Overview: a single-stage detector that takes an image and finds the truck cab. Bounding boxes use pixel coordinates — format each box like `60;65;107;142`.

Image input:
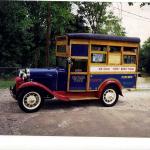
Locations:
10;33;140;113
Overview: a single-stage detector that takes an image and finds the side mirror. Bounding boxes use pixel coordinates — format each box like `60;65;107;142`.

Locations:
67;57;73;65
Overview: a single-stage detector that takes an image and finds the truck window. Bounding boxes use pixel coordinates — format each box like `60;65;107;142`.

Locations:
71;59;87;72
91;45;107;51
124;55;136;64
91;53;106;63
57;45;66;53
110;46;121;52
71;44;88;56
56;57;67;68
124;47;137;53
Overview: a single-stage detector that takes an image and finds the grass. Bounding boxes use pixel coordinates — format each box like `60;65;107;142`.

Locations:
0;80;15;89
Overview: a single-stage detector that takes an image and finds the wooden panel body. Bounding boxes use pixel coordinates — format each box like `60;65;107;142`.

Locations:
56;36;140;92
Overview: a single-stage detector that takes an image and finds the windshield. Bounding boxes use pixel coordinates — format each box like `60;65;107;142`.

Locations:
56;57;67;68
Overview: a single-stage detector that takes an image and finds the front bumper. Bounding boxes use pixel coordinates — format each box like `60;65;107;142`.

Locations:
10;84;16;99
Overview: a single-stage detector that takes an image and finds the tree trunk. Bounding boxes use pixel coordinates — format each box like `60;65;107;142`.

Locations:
45;1;51;67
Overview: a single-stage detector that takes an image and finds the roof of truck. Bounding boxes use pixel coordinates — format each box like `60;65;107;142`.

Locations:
57;33;140;43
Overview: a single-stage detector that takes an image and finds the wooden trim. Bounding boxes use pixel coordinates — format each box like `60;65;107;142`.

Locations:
86;40;91;91
121;46;123;65
90;63;108;66
123;52;136;55
68;90;87;92
67;43;71;91
122;64;136;67
56;41;67;45
56;52;67;57
71;56;88;59
70;72;87;75
90;72;137;74
135;44;140;88
91;40;139;47
106;46;109;65
91;51;107;54
70;39;90;44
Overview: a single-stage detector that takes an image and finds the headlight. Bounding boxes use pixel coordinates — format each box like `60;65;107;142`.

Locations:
19;70;24;78
26;68;30;77
19;68;30;80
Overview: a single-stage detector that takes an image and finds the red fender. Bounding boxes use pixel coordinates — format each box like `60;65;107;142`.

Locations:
16;81;69;101
97;78;123;97
17;81;54;95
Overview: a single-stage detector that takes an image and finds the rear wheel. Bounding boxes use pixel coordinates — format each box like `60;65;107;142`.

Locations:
101;86;118;107
18;89;43;113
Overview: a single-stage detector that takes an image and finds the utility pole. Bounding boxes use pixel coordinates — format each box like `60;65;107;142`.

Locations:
45;1;51;67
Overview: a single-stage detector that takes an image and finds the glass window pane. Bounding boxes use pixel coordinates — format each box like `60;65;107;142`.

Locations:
91;53;106;63
71;59;87;72
124;47;137;53
124;55;136;64
57;45;66;52
56;57;67;68
91;45;107;51
71;44;88;56
110;46;121;52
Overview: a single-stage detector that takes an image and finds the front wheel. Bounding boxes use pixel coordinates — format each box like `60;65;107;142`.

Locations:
101;86;119;107
18;89;43;113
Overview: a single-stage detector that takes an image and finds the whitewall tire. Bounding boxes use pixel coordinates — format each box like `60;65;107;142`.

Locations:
101;86;118;107
18;89;43;113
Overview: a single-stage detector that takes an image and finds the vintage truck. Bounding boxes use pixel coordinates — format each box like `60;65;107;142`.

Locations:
10;33;140;113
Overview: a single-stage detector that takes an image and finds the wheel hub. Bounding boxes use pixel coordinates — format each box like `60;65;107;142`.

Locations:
26;95;37;105
103;89;117;104
105;92;115;101
23;91;41;110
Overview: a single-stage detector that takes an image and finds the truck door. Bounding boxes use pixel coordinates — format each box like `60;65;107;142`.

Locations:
68;43;89;91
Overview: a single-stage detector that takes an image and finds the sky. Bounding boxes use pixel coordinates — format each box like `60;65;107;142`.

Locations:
72;2;150;45
112;3;150;45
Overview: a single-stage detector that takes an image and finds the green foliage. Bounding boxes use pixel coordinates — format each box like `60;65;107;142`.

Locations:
0;1;126;73
76;2;126;36
0;80;15;89
0;1;34;68
140;38;150;73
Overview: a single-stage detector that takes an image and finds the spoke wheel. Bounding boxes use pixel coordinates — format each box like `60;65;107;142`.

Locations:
18;89;43;113
23;92;41;110
101;86;118;107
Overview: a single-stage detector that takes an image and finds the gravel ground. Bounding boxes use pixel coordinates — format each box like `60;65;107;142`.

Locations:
0;85;150;137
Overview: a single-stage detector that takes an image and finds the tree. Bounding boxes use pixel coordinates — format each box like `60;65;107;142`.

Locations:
76;2;126;36
128;2;150;7
140;38;150;73
67;15;90;33
0;1;34;68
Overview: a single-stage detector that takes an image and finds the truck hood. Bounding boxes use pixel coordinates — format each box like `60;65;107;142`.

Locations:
29;67;66;90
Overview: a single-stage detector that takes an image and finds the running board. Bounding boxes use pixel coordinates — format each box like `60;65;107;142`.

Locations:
69;96;99;101
52;91;99;101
